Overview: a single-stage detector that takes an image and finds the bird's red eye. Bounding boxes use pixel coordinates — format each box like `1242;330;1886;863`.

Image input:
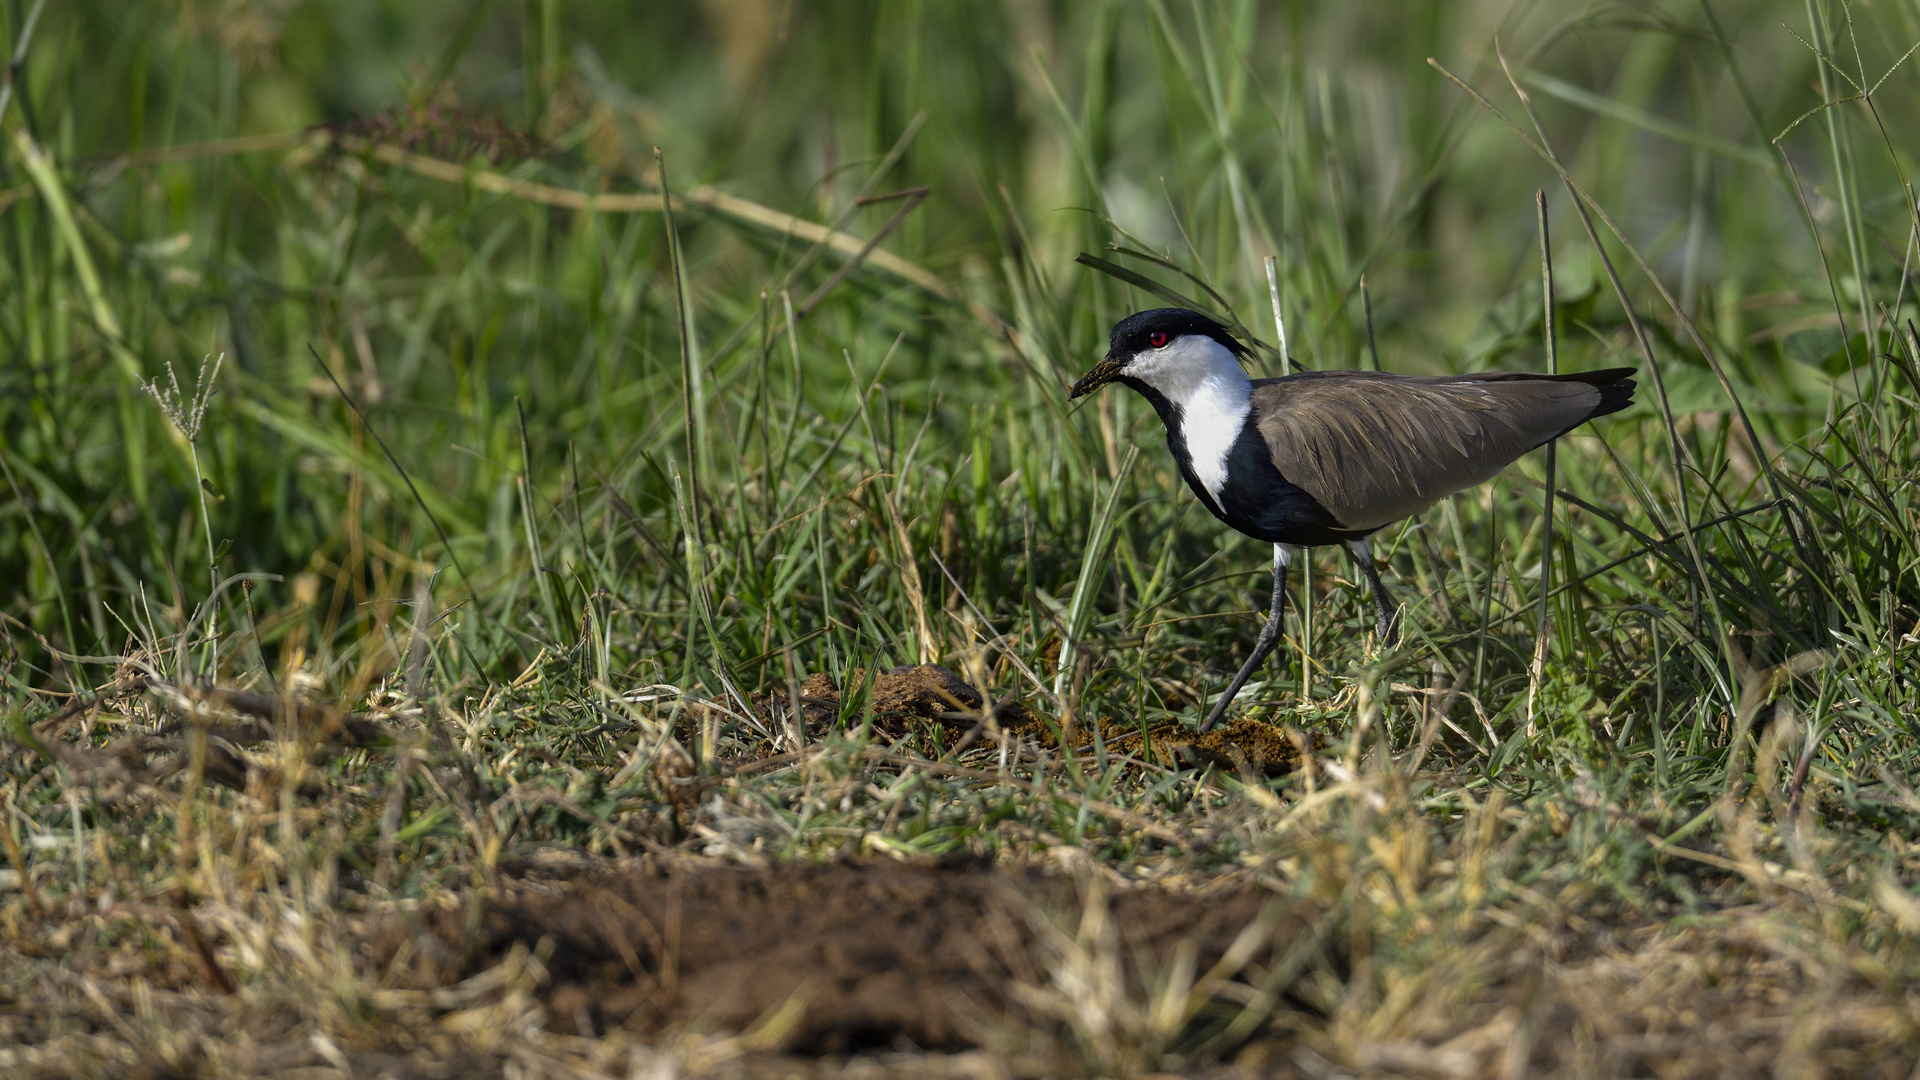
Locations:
1149;331;1169;348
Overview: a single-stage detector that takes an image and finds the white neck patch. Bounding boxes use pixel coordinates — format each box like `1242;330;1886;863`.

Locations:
1125;334;1252;506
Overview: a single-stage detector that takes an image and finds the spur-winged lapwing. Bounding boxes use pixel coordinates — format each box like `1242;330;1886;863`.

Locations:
1068;307;1635;732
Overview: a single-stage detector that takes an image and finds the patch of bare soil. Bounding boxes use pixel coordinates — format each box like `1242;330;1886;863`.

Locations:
380;856;1301;1056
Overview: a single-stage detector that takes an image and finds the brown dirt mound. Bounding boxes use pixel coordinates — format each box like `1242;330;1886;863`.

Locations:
378;857;1305;1055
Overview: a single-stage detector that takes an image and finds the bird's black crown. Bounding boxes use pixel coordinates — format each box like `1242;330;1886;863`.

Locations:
1107;307;1251;361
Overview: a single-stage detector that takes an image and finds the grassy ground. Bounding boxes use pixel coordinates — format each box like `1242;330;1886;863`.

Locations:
3;0;1920;1075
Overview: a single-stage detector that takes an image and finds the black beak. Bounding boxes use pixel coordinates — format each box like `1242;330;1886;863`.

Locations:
1067;355;1123;400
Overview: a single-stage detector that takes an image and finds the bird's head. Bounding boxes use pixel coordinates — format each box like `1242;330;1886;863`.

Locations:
1067;308;1252;400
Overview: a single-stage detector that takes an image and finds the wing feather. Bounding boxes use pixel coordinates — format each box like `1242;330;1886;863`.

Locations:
1252;372;1607;530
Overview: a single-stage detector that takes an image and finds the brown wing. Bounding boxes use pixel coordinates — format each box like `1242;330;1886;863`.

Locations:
1251;370;1620;531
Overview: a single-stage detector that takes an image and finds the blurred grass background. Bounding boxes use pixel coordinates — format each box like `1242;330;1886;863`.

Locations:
2;0;1920;1072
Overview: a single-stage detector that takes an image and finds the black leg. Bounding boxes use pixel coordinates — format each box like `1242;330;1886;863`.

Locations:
1200;545;1292;732
1347;539;1399;647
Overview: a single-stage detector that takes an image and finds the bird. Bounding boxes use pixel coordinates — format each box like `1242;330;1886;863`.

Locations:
1068;307;1635;732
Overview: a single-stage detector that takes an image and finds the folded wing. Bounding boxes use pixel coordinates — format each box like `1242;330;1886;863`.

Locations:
1251;369;1634;531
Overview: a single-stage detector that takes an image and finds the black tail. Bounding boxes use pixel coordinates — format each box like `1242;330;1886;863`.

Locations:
1560;366;1637;421
1484;366;1636;445
1478;365;1637;423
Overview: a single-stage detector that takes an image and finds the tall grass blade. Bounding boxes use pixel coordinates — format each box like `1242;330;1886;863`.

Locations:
1526;190;1557;733
1055;445;1140;701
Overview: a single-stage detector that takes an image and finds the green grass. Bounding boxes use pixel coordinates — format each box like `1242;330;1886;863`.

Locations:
4;0;1920;1074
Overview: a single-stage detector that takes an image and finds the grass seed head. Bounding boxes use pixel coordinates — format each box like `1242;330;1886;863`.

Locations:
141;352;224;443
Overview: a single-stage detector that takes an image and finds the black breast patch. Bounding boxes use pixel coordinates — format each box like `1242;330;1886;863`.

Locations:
1118;376;1371;547
1209;420;1369;546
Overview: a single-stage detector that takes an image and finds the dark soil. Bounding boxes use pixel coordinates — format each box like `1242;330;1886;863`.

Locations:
379;856;1306;1055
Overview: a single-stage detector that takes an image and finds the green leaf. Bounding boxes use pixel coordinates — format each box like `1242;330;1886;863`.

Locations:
1783;329;1865;376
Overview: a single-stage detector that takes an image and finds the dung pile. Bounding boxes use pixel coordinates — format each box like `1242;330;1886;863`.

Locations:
751;663;1029;740
749;663;1306;774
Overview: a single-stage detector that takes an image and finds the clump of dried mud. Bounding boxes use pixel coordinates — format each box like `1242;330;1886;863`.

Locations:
379;856;1300;1055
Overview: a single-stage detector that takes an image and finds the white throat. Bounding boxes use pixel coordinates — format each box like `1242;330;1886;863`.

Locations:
1128;335;1252;506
